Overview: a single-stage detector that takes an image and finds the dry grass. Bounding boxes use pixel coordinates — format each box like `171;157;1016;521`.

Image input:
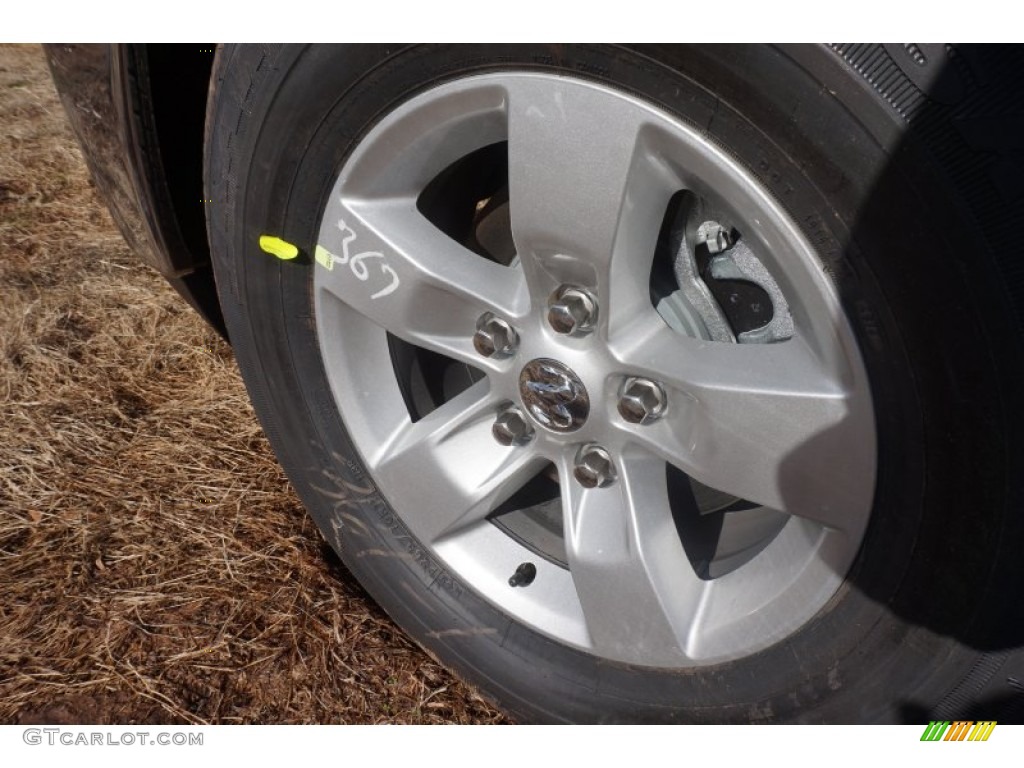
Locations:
0;43;506;724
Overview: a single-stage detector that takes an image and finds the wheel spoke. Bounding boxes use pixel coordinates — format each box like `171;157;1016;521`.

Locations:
613;317;872;531
369;381;544;545
559;448;707;663
335;78;509;199
317;196;528;368
504;78;671;324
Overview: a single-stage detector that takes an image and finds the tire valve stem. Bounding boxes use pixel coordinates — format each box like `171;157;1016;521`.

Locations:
508;562;537;588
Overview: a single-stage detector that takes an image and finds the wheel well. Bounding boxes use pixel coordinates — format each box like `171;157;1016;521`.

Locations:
139;44;226;338
145;45;213;264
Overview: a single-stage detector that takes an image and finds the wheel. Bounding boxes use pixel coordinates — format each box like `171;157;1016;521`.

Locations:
205;44;1024;723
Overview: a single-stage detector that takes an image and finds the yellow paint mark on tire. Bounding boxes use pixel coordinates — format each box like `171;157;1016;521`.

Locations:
259;235;299;261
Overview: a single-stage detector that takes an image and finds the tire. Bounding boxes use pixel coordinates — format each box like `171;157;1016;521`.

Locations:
205;44;1024;723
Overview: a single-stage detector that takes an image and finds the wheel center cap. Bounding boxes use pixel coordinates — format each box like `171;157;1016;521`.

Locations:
519;358;589;432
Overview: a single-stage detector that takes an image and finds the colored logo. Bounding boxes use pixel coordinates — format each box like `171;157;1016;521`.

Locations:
920;721;997;741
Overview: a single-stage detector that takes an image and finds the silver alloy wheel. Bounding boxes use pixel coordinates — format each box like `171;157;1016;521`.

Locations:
312;73;876;667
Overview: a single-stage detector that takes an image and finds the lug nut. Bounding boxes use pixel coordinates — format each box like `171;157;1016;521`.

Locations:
492;406;534;446
547;286;597;336
574;444;617;488
618;377;667;425
473;313;518;359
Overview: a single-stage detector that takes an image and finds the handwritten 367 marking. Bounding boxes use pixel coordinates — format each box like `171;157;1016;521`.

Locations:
316;216;400;300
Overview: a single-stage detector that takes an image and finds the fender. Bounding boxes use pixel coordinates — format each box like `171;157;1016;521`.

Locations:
44;43;225;336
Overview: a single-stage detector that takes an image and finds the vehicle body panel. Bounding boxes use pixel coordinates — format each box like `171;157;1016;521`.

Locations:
44;43;225;336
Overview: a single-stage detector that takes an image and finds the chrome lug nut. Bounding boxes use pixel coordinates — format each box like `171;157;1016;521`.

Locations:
618;377;667;425
548;286;597;336
492;406;534;446
574;444;617;488
473;313;518;358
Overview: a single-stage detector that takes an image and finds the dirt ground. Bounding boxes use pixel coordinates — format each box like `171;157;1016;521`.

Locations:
0;44;506;724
